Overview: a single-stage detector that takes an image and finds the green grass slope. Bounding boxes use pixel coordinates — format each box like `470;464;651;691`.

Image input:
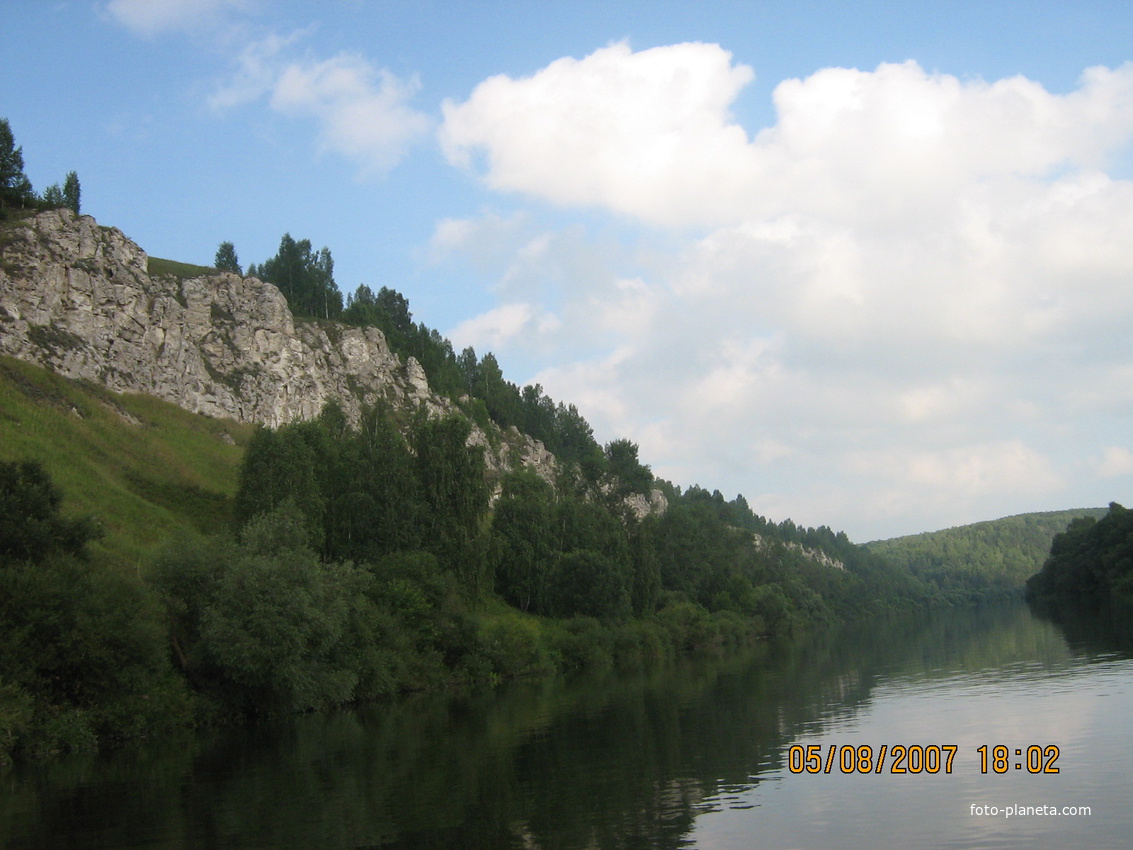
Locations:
0;356;252;566
867;509;1109;601
146;256;217;279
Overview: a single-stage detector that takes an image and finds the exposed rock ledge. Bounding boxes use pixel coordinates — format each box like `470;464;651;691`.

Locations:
0;209;552;480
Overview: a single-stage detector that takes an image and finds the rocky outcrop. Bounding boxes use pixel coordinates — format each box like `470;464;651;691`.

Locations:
0;209;555;480
751;533;845;570
625;489;670;520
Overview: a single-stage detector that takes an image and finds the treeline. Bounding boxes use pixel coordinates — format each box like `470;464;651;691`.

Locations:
1026;503;1133;605
0;402;930;761
0;118;80;217
867;509;1108;603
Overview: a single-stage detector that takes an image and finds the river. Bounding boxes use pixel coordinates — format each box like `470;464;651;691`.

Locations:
3;601;1130;848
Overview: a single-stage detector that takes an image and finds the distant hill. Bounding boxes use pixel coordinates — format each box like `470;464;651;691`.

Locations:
866;509;1109;602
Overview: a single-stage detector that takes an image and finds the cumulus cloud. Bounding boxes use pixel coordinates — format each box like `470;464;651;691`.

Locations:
441;46;1133;229
440;41;758;228
437;44;1133;538
270;53;431;176
210;35;430;176
106;0;251;37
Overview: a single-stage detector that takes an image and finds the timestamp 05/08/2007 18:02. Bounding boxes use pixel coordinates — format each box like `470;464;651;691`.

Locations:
786;744;1062;776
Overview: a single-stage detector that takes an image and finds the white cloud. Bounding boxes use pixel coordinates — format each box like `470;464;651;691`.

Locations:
270;53;431;176
449;303;561;352
437;44;1133;538
210;35;430;176
441;48;1133;229
207;30;304;110
106;0;251;37
1098;447;1133;478
440;41;758;228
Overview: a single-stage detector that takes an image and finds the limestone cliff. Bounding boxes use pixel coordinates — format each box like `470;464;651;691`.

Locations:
0;209;554;479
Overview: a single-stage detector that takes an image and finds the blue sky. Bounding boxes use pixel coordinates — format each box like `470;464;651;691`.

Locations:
4;1;1133;541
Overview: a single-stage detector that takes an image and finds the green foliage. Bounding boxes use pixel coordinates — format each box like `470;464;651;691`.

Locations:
628;520;661;615
2;120;79;216
38;172;80;215
869;508;1109;601
545;550;631;620
1026;503;1133;604
63;171;80;215
252;233;342;320
233;423;326;551
0;459;101;563
339;283;604;468
492;470;557;612
602;438;653;499
480;616;555;678
40;182;65;208
214;240;241;274
152;506;370;714
0;118;34;213
0;465;192;762
412;412;490;594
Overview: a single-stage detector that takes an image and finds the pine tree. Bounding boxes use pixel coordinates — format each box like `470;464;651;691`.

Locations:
0;118;34;212
62;171;80;215
214;241;242;274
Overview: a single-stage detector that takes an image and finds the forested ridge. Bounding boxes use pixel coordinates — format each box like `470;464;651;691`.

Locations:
866;509;1109;603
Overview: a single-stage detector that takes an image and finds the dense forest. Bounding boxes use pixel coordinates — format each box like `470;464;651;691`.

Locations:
1026;503;1133;605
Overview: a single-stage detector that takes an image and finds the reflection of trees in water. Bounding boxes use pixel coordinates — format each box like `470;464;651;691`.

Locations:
1028;595;1133;658
5;601;1076;849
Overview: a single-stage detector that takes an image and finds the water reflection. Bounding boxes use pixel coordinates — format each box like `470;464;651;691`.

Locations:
3;601;1130;849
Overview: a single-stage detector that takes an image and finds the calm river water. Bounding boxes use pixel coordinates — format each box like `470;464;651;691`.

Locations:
3;601;1131;849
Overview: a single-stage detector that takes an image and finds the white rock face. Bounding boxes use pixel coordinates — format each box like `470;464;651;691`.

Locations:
0;209;554;480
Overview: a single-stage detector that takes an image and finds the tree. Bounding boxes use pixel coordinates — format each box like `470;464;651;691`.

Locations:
545;550;631;620
603;438;653;499
232;424;325;551
39;172;79;215
151;506;368;715
492;470;557;612
62;171;80;215
40;183;65;209
214;241;242;275
0;118;33;212
457;346;478;396
0;462;188;757
413;413;490;596
1026;504;1133;603
0;460;100;565
257;233;343;320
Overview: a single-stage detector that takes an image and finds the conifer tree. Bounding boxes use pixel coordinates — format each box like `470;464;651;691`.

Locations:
0;118;33;212
214;241;242;274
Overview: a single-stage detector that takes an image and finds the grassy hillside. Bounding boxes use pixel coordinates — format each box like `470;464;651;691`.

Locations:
146;256;217;279
867;509;1109;601
0;355;252;566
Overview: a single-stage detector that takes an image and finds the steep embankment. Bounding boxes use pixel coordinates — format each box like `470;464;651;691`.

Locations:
0;208;554;478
